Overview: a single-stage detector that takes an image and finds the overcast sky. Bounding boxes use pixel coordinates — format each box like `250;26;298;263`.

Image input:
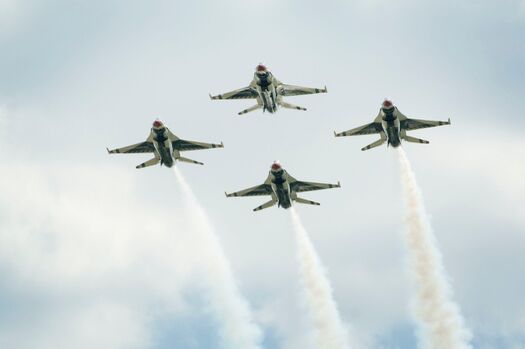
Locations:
0;1;524;348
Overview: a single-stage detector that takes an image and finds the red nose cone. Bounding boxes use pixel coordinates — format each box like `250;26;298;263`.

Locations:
256;64;267;72
382;100;394;109
153;120;163;128
271;162;281;172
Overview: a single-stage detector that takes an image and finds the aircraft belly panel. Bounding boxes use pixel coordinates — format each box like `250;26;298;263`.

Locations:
157;143;174;167
277;189;292;208
261;91;276;113
272;180;291;208
383;120;401;147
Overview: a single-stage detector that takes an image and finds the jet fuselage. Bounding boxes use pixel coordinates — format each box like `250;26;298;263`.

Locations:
253;72;279;113
151;127;174;167
269;169;293;209
381;108;402;148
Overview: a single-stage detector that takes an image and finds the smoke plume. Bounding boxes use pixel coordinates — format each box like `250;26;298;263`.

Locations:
290;207;350;349
173;167;263;349
398;148;472;349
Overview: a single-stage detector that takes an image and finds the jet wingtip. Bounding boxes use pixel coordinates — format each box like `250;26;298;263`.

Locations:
337;181;341;188
324;85;328;93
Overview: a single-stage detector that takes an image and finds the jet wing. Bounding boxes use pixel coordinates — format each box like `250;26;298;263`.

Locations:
334;122;383;137
172;139;224;152
225;183;273;197
401;118;451;131
279;84;327;96
107;141;155;154
290;180;341;193
210;87;258;100
335;112;383;137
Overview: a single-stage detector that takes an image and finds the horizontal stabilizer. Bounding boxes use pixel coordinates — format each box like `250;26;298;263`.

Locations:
238;104;262;115
362;138;386;151
279;101;307;111
402;135;430;144
136;157;160;169
294;197;321;206
177;157;204;165
253;199;277;212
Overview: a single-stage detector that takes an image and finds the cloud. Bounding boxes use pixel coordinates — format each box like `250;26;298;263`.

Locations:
0;105;7;137
0;0;29;36
0;302;151;349
0;158;206;348
520;0;525;14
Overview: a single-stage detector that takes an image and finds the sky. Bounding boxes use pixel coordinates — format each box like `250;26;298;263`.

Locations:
0;0;524;348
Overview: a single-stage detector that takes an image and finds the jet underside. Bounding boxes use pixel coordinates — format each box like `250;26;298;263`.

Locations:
210;64;327;116
383;119;401;148
334;100;451;151
272;174;292;208
258;87;278;113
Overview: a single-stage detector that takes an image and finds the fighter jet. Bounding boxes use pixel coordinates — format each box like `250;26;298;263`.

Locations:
107;120;224;169
334;99;451;151
225;161;340;211
210;64;327;115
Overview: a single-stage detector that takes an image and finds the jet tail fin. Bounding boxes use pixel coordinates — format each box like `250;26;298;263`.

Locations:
253;199;277;212
279;101;307;111
238;104;262;115
402;135;430;144
176;156;204;165
294;197;321;206
361;138;387;151
136;157;160;169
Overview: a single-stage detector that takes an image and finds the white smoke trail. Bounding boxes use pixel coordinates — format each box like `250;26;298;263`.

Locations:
290;207;350;349
173;167;263;349
398;148;472;349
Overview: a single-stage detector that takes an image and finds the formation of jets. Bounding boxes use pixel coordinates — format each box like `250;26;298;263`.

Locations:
107;64;451;211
